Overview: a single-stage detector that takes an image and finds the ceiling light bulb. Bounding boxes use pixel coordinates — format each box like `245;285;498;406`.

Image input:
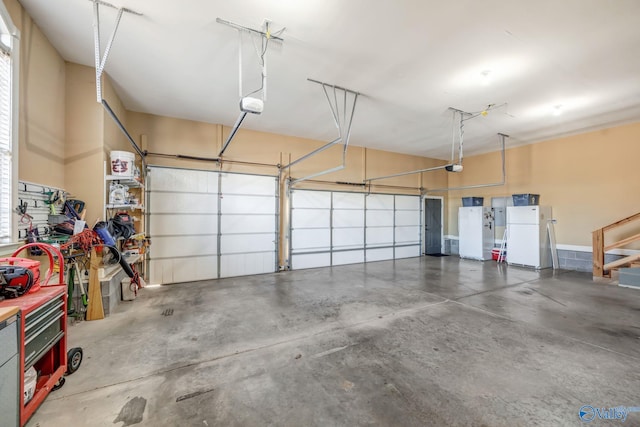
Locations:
481;70;491;85
552;104;563;116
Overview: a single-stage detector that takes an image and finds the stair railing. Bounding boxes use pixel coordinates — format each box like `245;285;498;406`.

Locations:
593;212;640;277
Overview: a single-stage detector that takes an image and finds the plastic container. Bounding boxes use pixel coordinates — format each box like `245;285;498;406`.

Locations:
462;197;484;207
24;366;37;404
110;151;135;177
121;278;136;301
512;194;540;206
492;248;506;261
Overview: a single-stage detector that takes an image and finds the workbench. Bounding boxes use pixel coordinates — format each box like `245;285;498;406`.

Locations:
0;306;20;426
0;285;67;426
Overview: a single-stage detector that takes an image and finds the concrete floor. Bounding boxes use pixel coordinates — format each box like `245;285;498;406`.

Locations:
27;256;640;427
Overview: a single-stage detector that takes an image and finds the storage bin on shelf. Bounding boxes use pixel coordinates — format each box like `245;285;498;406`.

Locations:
110;151;135;177
462;197;484;207
512;194;540;206
492;248;506;261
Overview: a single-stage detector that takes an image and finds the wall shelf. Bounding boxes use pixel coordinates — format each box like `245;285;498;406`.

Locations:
105;204;144;210
105;175;143;189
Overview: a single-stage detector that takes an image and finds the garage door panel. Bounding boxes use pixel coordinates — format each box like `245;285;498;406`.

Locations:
149;256;217;285
221;234;275;254
292;191;331;208
221;215;275;234
366;227;394;245
152;235;218;258
149;214;217;236
395;245;421;259
395;226;420;244
221;173;275;195
366;210;394;227
366;247;394;262
289;190;422;270
292;228;330;250
333;228;364;247
149;168;277;282
150;193;218;214
333;210;364;227
395;210;420;226
333;250;364;265
395;195;420;210
221;252;275;278
333;192;364;209
149;259;171;285
149;168;218;193
291;253;331;269
221;195;276;215
366;194;394;210
171;257;200;284
291;209;330;228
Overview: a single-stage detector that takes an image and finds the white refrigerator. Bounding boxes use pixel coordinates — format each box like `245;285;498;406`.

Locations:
458;206;494;261
506;206;552;269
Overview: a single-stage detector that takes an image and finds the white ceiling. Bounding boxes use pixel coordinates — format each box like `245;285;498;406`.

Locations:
18;0;640;160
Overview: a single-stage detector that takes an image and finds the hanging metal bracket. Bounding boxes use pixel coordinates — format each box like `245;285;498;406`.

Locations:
364;108;467;183
287;79;359;185
91;0;142;103
426;133;509;192
216;18;285;157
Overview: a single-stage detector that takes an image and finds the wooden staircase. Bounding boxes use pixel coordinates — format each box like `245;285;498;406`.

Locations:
593;212;640;278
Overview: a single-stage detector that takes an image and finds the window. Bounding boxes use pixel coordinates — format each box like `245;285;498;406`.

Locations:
0;2;17;244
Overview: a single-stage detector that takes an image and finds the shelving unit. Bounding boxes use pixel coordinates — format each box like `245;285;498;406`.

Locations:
103;159;148;282
0;286;67;426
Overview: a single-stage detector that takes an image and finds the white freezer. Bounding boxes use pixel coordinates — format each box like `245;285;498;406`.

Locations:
506;206;552;269
458;206;494;261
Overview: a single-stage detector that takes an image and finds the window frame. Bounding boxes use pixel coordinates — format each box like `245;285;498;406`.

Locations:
0;0;19;248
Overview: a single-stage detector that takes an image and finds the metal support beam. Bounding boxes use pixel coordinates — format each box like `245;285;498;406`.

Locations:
281;137;340;170
218;112;248;157
364;164;452;182
102;99;146;170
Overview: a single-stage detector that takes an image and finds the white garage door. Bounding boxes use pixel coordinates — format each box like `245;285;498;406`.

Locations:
290;190;421;269
148;167;278;284
219;173;278;278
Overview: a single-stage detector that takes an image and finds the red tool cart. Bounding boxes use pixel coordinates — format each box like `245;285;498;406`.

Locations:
0;243;82;426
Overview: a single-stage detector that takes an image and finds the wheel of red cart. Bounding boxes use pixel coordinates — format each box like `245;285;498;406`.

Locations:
66;347;83;374
52;377;66;391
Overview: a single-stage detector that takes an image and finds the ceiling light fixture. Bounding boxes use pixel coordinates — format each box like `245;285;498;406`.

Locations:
552;104;563;116
481;70;492;86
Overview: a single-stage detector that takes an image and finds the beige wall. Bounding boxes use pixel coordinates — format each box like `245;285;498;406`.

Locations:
64;63;104;223
443;122;640;247
7;0;66;188
11;0;640;255
127;111;448;193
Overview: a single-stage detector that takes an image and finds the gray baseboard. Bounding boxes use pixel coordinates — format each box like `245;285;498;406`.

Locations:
443;238;627;273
